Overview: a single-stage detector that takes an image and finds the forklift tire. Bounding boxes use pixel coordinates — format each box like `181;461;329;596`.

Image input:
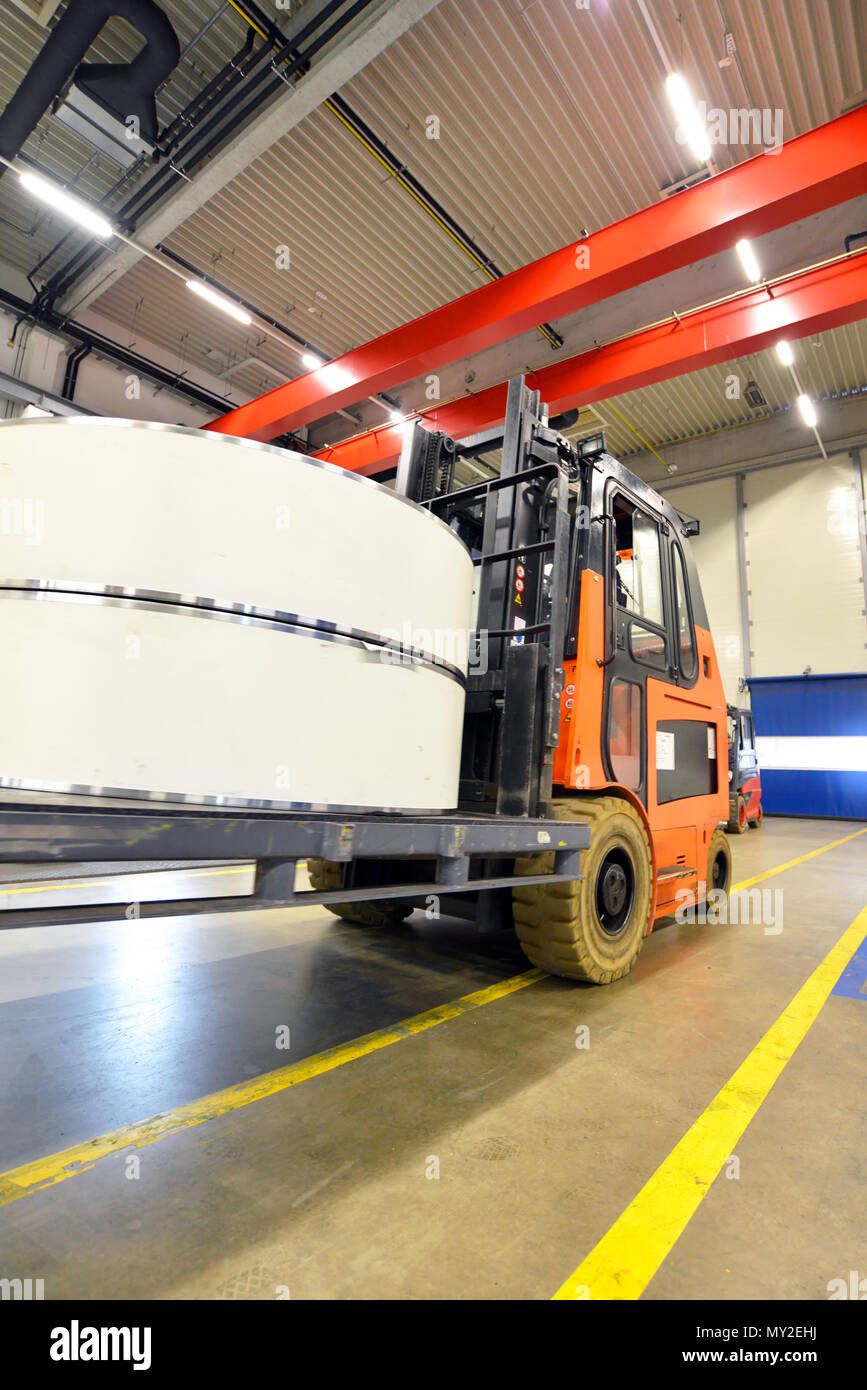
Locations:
512;796;652;984
749;802;763;828
734;794;748;834
704;829;733;903
307;857;413;928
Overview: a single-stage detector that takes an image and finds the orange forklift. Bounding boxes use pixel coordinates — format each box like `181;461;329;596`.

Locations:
311;377;731;983
726;704;764;833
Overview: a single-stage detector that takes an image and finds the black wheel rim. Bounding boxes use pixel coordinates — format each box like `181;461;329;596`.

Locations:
711;850;729;892
595;846;635;935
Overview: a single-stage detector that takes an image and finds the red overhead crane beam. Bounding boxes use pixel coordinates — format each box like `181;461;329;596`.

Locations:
204;107;867;443
314;251;867;475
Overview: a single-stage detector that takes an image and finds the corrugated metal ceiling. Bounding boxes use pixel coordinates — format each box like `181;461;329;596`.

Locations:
568;319;867;462
0;1;265;272
1;0;865;448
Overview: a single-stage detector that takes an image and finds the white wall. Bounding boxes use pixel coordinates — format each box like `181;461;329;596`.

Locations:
664;450;867;703
0;307;222;428
744;452;866;678
664;475;745;704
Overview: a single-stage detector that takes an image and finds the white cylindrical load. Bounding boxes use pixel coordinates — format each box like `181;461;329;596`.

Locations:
0;418;471;667
0;419;474;811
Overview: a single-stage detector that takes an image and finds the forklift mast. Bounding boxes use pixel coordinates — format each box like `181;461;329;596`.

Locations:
397;377;575;820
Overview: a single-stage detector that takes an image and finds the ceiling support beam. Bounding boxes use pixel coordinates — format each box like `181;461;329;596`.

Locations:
0;368;95;417
312;251;867;476
205;105;867;442
56;0;443;316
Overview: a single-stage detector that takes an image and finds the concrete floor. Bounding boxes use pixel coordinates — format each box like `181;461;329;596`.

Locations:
0;816;864;1300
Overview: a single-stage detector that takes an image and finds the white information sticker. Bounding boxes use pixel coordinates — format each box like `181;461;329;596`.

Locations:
656;730;675;771
707;725;717;759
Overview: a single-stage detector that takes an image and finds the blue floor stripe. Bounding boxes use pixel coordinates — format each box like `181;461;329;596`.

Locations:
832;935;867;1001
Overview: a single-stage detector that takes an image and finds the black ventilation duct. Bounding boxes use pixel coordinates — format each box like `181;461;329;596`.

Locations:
0;0;179;166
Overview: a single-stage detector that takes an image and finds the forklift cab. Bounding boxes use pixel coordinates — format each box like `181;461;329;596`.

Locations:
726;704;763;833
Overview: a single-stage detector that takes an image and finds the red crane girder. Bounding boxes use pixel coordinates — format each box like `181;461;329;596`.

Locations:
315;251;867;475
203;106;867;443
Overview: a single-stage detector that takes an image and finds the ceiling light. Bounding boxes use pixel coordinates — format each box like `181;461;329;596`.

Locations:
735;238;762;282
19;169;114;239
186;280;252;325
301;352;323;369
665;73;711;163
389;409;404;423
797;394;817;427
320;363;353;390
776;340;794;366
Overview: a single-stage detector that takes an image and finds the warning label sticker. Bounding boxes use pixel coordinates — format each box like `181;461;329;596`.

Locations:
707;725;717;759
656;730;675;771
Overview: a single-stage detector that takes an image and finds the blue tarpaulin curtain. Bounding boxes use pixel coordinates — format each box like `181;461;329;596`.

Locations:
748;674;867;819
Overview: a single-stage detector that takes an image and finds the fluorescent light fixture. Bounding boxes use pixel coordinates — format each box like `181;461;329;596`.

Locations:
776;340;794;366
797;394;817;427
22;403;52;418
735;238;761;283
301;352;323;369
18;169;114;239
665;72;711;162
321;363;353;390
186;280;252;325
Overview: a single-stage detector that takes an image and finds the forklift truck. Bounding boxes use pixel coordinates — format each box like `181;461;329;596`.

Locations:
0;376;729;986
726;703;763;833
310;376;732;983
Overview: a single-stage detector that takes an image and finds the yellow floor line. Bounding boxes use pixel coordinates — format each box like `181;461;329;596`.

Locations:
0;970;543;1210
552;901;867;1300
732;824;866;891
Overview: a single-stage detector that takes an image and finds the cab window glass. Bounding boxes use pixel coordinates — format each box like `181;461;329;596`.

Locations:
672;544;696;680
613;499;664;627
609;679;641;789
629;622;666;669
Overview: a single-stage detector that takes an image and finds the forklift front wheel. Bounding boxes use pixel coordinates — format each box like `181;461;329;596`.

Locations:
307;857;413;927
705;829;733;902
727;794;748;834
750;802;763;828
512;796;652;984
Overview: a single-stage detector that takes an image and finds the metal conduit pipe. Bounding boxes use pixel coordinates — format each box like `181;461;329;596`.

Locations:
0;0;180;165
40;0;364;304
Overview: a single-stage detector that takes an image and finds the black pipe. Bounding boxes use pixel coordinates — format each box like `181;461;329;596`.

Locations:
120;0;353;224
24;34;262;291
155;245;318;355
109;0;347;224
159;27;257;155
38;0;355;301
323;89;564;349
61;342;91;400
0;0;180;163
42;0;365;303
